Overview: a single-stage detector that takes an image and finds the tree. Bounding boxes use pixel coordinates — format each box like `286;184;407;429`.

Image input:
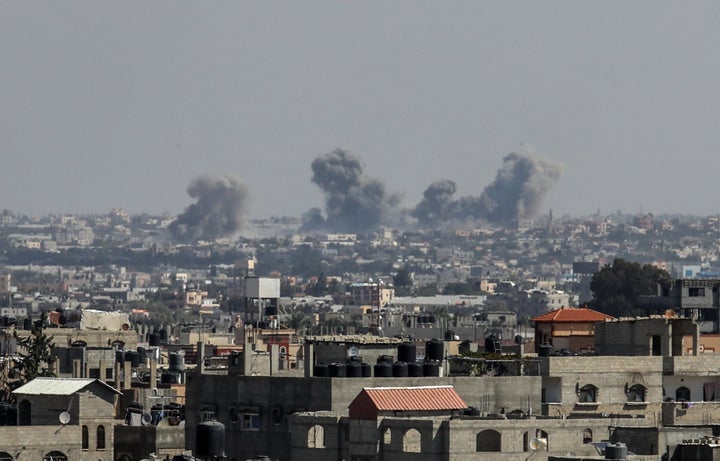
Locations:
589;258;670;317
12;313;56;391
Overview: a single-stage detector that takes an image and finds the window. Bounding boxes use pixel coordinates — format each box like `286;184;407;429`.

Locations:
82;425;89;449
627;385;646;402
308;425;325;448
689;287;705;297
96;425;106;450
0;452;13;461
476;429;501;452
651;336;661;356
18;400;30;426
403;428;421;453
583;428;593;444
676;386;691;402
43;452;67;461
578;384;598;403
239;412;260;430
383;427;392;446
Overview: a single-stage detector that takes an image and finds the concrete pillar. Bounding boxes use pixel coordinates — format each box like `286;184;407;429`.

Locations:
304;342;314;377
198;342;206;374
150;356;157;388
124;360;132;389
72;359;81;378
99;358;106;381
270;344;279;376
114;361;122;388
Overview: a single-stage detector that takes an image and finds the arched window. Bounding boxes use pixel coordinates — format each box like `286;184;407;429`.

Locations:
18;399;30;426
583;428;593;444
82;425;89;449
578;384;598;403
523;431;530;452
43;452;67;461
383;427;392;446
476;429;501;452
403;428;421;453
537;430;549;451
96;425;105;450
308;425;325;448
0;452;13;461
627;384;646;402
676;386;691;402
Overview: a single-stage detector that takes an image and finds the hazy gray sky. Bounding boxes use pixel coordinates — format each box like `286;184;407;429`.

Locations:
2;2;720;218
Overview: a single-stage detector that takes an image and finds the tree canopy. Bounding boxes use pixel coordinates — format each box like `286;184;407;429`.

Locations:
589;258;670;317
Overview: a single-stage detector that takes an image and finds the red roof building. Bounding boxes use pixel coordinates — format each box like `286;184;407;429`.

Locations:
348;386;467;421
532;307;615;353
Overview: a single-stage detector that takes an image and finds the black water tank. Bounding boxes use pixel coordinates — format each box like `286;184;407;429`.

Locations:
137;347;148;365
361;363;372;377
377;355;394;364
426;339;444;361
70;340;87;348
605;442;628;460
392;362;409;377
22;317;32;331
539;344;553;357
313;364;328;377
161;372;179;384
514;334;523;345
125;351;141;368
374;362;392;377
329;363;346;378
169;352;185;371
346;361;362;378
423;361;440;377
397;342;417;364
485;336;497;353
444;330;455;341
148;333;160;347
196;421;225;457
408;362;423;377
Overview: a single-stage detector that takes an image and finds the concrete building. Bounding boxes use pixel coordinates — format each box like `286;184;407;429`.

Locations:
2;377;120;461
532;307;615;353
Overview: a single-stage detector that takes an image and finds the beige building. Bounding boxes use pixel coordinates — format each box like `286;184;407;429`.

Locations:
3;377;120;461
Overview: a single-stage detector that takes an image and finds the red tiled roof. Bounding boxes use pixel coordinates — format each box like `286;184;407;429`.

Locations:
349;386;467;420
532;307;615;323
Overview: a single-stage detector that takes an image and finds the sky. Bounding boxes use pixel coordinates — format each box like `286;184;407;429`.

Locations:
2;2;720;219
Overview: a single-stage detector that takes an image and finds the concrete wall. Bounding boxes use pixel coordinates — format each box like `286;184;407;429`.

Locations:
114;425;186;460
184;372;542;460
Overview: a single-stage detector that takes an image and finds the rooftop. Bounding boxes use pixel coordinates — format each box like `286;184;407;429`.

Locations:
532;306;615;323
13;377;121;396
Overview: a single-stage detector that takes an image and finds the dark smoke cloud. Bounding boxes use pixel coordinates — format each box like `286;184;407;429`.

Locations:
303;148;401;232
170;175;249;241
413;150;563;226
411;180;458;223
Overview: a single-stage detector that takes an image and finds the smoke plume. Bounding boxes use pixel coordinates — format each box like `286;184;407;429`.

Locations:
413;150;563;226
303;148;401;232
412;180;458;223
170;175;249;241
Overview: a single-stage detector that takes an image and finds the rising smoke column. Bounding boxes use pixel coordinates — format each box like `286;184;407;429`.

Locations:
412;179;459;225
170;175;249;241
412;149;563;226
473;151;564;223
305;148;401;232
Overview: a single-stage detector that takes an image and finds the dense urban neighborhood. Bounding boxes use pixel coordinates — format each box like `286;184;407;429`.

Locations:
2;209;720;460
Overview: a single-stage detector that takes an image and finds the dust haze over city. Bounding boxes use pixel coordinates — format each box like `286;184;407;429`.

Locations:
2;2;720;223
6;3;720;461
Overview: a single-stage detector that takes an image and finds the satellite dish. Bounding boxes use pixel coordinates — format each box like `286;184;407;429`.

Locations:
141;413;152;426
529;437;547;451
59;411;71;425
348;346;359;357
